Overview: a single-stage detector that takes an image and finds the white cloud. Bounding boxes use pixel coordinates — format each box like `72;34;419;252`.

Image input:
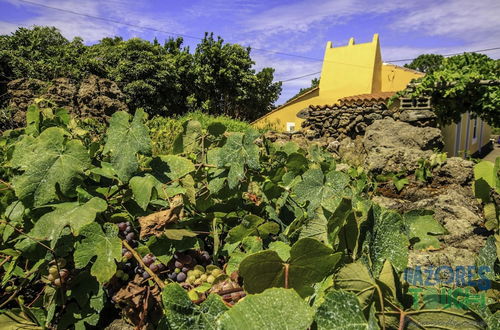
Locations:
392;0;500;42
0;0;183;43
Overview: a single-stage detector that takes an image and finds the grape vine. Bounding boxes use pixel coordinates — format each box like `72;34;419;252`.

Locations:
0;101;498;329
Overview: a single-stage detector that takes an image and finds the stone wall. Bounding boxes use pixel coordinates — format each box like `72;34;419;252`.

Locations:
3;75;128;130
298;99;437;141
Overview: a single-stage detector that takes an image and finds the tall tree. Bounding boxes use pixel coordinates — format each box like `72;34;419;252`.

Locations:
404;54;444;74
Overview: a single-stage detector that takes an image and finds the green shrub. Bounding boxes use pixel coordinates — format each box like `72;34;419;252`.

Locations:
148;110;260;155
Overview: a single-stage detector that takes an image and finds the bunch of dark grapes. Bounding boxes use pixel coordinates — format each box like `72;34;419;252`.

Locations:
117;222;136;260
165;250;213;284
133;253;166;280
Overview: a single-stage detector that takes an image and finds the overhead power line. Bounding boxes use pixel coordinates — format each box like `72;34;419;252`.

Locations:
279;46;500;83
12;0;374;69
8;0;500;84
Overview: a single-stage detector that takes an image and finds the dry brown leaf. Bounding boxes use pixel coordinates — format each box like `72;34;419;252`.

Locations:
138;195;183;239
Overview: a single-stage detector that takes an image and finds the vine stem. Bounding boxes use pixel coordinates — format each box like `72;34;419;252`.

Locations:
122;240;165;289
0;179;13;190
284;263;289;289
398;311;406;330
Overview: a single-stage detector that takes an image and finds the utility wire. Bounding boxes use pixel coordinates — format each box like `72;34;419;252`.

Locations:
280;46;500;83
8;0;500;83
12;0;374;69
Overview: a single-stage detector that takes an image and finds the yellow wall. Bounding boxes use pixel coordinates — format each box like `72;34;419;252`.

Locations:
441;113;492;157
253;34;422;131
319;35;381;97
381;64;423;92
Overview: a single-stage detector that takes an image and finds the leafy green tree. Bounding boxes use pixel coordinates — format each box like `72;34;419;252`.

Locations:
404;53;499;127
1;27;281;121
0;26;87;81
404;54;444;73
286;78;319;103
190;33;281;120
84;36;189;115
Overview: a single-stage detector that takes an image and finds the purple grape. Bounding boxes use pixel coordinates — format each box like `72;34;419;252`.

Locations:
174;260;183;268
125;225;132;232
176;272;186;282
158;264;166;271
125;232;135;241
168;273;177;280
149;264;159;272
142;255;153;266
142;271;151;279
181;267;189;273
118;222;127;231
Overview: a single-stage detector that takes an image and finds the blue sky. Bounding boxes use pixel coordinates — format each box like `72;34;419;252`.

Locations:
1;0;499;104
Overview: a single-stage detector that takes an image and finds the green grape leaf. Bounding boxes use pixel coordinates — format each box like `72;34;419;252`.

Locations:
268;241;291;261
11;127;90;206
239;237;341;294
173;120;202;154
369;205;409;274
226;214;264;243
315;289;373;330
0;310;41;330
406;309;483;329
334;261;377;308
476;236;497;280
404;210;446;250
218;288;314;330
293;169;350;214
129;174;158;211
226;236;263;275
30;197;107;246
103;109;151;182
218;130;260;188
74;222;122;283
162;283;228;329
152;155;196;182
483;202;499;231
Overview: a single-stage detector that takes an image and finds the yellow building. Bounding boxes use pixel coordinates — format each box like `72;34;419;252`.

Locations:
253;33;492;157
253;34;423;131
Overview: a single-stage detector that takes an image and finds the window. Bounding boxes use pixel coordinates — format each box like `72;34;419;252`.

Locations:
472;118;478;141
286;122;296;132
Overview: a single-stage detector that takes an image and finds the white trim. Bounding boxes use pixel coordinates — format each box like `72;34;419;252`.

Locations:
471;117;478;144
286;122;296;132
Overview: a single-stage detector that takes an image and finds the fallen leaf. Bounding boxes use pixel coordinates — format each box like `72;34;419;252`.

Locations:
138;196;183;239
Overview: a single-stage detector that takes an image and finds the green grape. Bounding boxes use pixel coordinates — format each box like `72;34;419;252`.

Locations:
194;278;202;286
193;270;203;278
187;270;195;277
188;290;199;301
5;286;14;292
53;278;62;287
211;269;222;277
194;265;205;273
48;266;59;276
188;275;196;283
206;275;215;284
174;268;181;274
57;258;67;268
200;274;208;282
47;273;56;282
